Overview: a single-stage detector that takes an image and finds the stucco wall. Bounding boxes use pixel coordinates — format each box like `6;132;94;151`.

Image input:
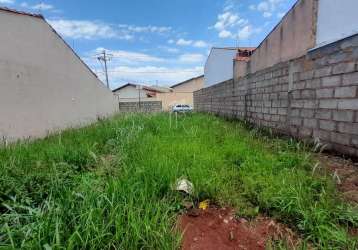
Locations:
0;10;117;141
204;48;237;87
248;0;317;74
316;0;358;47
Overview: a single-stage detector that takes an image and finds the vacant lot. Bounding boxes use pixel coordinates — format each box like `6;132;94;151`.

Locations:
0;113;357;249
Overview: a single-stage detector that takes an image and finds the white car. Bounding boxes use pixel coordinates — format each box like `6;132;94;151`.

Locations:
172;104;193;113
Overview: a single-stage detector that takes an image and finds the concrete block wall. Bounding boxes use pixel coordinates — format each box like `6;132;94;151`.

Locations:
118;101;162;113
194;34;358;157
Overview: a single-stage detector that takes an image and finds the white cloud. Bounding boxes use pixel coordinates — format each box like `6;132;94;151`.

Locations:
193;40;209;48
85;49;205;87
219;30;232;38
250;0;285;18
263;12;272;18
93;48;165;64
178;53;205;63
118;24;171;34
102;65;204;87
48;19;172;40
32;3;53;10
0;0;15;4
158;46;179;53
49;19;125;40
213;11;245;32
177;38;192;46
257;2;270;12
212;8;252;40
20;2;58;12
174;39;209;48
238;25;252;40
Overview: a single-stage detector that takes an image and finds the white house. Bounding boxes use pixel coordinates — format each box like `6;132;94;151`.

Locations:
204;47;254;87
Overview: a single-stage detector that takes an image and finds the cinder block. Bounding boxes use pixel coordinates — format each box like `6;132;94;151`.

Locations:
277;108;287;115
341;35;358;49
331;132;351;146
332;62;356;75
320;99;338;109
334;86;357;98
301;70;314;80
316;88;334;98
279;92;289;99
291;90;301;99
291;100;304;108
338;122;358;135
293;81;306;90
352;136;358;147
300;109;314;118
290;117;302;126
319;120;336;131
321;75;341;87
316;110;332;120
338;99;358;110
301;89;316;99
299;127;313;137
315;129;331;141
290;108;300;117
314;66;332;78
305;78;321;89
304;118;317;128
333;110;354;122
342;72;358;86
304;100;317;109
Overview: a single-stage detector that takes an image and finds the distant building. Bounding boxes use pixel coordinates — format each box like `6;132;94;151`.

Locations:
158;75;204;110
112;83;171;103
235;0;358;79
204;47;254;87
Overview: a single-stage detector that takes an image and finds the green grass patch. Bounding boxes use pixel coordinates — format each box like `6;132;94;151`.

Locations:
0;113;357;249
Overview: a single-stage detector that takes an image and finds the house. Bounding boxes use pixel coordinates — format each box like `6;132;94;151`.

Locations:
112;83;171;103
0;7;117;142
157;75;204;111
204;47;255;87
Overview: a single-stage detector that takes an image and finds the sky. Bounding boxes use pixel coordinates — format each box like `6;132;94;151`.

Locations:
0;0;296;89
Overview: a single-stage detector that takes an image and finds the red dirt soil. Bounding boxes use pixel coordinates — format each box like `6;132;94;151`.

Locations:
179;207;299;250
318;154;358;204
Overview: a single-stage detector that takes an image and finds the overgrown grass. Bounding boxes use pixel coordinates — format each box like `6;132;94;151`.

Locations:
0;113;357;249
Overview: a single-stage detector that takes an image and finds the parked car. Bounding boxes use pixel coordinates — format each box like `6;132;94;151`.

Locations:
172;104;193;113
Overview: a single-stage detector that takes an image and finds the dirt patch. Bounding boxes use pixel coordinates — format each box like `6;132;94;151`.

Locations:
179;207;301;250
318;154;358;204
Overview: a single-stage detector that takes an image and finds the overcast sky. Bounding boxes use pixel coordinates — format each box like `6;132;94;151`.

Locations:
1;0;296;89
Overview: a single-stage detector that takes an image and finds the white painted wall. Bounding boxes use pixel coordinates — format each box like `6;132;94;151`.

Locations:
204;48;237;87
316;0;358;47
0;10;118;142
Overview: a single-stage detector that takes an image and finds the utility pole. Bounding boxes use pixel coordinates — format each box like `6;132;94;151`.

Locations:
97;50;112;88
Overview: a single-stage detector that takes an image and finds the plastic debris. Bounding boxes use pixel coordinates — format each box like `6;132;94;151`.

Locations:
174;178;194;195
199;200;209;210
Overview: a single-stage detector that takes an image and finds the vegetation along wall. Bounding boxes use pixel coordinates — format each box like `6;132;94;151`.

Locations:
194;34;358;157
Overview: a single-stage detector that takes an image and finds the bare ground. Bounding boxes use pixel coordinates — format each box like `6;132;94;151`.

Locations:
179;207;302;250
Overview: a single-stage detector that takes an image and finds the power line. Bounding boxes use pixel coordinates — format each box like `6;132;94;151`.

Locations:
96;50;113;88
